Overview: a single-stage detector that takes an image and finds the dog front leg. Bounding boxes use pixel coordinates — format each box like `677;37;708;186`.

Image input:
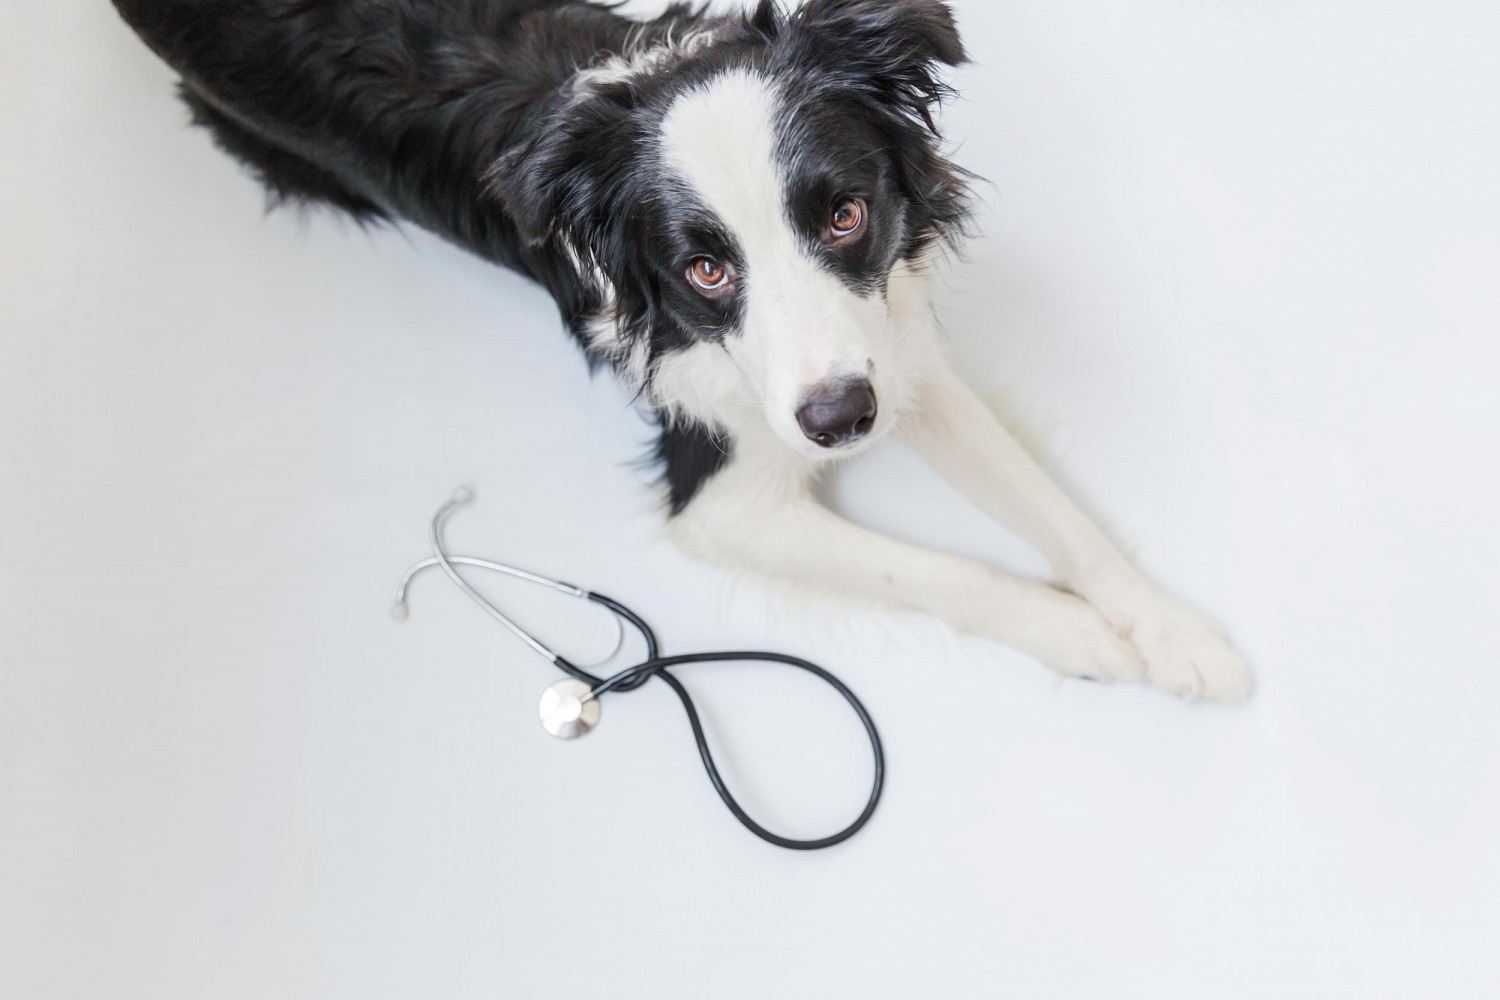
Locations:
900;364;1251;701
670;465;1144;684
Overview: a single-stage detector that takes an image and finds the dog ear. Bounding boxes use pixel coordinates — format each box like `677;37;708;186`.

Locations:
787;0;966;128
484;94;635;246
485;138;562;246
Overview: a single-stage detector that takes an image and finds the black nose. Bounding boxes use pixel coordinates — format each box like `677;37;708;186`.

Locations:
796;378;878;448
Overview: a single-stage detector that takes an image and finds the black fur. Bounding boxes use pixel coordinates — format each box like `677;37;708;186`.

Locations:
654;421;733;515
110;0;968;511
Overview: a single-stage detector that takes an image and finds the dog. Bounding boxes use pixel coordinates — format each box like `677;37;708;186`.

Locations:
111;0;1251;700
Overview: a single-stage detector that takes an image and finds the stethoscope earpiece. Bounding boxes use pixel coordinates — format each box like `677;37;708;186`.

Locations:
392;488;885;851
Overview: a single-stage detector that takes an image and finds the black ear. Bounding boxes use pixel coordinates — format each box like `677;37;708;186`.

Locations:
485;95;636;246
486;130;572;246
787;0;966;127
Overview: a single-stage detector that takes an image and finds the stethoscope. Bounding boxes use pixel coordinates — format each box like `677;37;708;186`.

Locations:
391;488;885;851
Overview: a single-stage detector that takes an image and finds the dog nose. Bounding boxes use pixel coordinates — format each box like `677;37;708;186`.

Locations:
796;378;878;448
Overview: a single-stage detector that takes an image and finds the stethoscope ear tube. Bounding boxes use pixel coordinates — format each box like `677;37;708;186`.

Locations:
394;489;886;850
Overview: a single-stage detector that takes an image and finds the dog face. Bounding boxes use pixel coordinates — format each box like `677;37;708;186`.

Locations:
493;0;968;460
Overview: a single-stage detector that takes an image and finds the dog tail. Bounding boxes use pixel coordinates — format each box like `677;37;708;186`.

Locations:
112;1;387;219
176;83;386;220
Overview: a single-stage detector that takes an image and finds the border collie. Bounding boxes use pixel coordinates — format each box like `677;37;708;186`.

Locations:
111;0;1250;700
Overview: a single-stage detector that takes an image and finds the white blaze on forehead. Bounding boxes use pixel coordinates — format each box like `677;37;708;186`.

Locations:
658;68;801;269
653;68;896;455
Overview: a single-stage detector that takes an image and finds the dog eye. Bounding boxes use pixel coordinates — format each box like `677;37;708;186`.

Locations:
828;198;866;239
687;256;732;295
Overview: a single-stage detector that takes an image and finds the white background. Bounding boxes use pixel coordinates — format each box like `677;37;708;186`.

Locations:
4;1;1499;996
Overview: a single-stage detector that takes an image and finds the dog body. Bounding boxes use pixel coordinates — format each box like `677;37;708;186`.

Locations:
113;0;1249;699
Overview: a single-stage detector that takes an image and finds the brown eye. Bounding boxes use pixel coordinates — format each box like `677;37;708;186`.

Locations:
687;256;730;294
829;197;866;239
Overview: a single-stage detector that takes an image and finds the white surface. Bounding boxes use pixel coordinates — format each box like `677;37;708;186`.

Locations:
4;1;1499;997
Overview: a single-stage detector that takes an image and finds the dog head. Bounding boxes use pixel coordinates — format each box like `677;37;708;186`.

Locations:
491;0;969;460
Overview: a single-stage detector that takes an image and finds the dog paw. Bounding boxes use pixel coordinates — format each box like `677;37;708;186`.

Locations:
1095;586;1252;701
1015;588;1148;685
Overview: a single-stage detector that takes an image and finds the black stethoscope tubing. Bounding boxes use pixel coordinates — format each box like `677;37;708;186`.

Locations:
567;592;885;851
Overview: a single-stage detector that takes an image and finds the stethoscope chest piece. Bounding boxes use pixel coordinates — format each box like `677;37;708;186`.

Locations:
539;678;599;740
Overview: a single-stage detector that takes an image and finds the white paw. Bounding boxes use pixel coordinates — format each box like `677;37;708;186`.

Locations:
1099;587;1252;701
1013;587;1147;685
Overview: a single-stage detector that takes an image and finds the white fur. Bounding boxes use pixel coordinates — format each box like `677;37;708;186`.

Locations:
572;24;718;95
562;238;612;301
628;67;1247;699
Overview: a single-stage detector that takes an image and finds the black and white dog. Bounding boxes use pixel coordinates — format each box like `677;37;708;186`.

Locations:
113;0;1250;699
